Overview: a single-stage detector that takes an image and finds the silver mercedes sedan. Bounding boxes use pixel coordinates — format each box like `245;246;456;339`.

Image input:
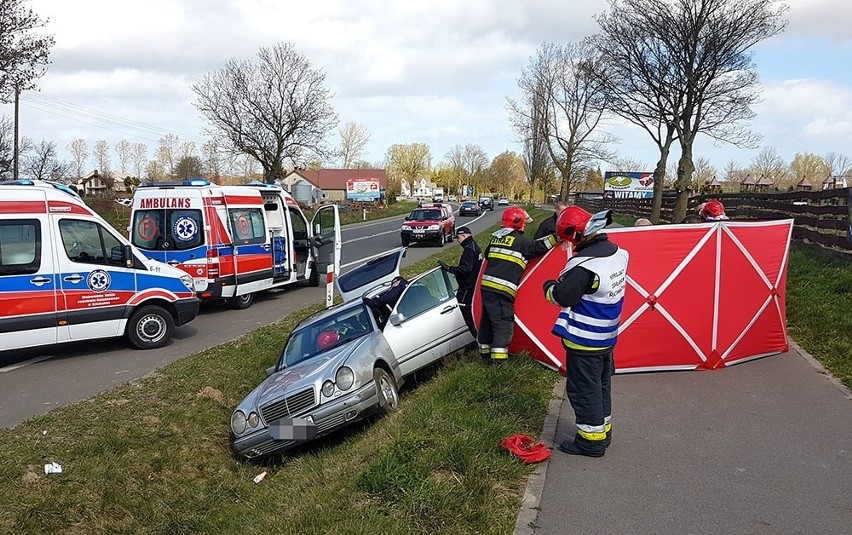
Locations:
230;248;474;460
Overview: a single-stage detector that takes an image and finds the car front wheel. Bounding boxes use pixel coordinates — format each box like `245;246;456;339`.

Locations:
374;368;399;414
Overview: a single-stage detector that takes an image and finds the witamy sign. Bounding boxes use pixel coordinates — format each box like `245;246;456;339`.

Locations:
603;172;654;199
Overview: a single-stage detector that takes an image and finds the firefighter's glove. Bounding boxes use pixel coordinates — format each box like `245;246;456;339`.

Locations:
543;280;558;304
438;260;449;271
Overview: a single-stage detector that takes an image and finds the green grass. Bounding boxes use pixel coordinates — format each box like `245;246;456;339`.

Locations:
786;242;852;387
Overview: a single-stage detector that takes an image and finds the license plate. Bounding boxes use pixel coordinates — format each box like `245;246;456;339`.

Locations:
413;228;426;233
269;416;316;441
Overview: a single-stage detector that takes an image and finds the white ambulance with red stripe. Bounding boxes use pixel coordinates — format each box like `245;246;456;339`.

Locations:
129;180;340;309
0;180;200;352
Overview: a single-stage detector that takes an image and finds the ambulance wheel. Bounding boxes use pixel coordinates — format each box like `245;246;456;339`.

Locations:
229;293;254;309
127;305;174;350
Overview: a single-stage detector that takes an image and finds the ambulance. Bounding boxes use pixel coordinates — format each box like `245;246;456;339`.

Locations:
0;180;200;352
129;180;341;309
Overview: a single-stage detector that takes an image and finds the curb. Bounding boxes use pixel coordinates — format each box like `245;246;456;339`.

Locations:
789;339;852;400
513;375;565;535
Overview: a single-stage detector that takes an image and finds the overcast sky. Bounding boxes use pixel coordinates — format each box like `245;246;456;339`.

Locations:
4;0;852;175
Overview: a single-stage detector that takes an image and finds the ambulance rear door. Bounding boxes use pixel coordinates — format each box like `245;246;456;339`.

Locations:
260;191;289;282
0;196;58;351
224;188;274;297
310;204;341;279
129;189;206;280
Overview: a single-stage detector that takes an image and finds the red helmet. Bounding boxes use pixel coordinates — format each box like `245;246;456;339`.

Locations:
501;206;532;232
699;200;727;221
316;329;339;350
555;206;592;245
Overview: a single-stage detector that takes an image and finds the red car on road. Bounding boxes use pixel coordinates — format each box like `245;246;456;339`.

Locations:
400;203;455;247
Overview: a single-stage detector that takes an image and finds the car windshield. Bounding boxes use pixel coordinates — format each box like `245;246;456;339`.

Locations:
279;305;374;368
409;209;442;220
462;202;476;207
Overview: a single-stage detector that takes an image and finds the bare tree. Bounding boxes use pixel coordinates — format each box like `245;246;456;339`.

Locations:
22;139;64;180
114;139;132;173
723;160;748;187
179;140;197;160
385;143;431;201
193;42;338;183
692;157;718;190
823;151;852;178
156;133;180;177
338;122;371;168
145;160;165;181
509;40;613;200
67;138;88;178
748;146;787;187
598;0;788;221
175;156;203;180
201;138;231;183
92;139;114;191
0;115;16;179
0;0;54;100
131;142;147;181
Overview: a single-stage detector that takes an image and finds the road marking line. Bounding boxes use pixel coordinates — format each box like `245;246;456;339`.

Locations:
0;354;55;372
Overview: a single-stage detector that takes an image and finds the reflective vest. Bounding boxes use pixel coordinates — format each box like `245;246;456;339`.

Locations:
481;230;557;299
552;249;629;350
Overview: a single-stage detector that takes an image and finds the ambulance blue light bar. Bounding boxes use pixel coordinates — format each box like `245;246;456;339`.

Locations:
0;179;81;199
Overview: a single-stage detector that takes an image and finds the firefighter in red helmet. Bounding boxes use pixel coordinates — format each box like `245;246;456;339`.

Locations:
478;206;557;363
699;200;729;221
543;206;630;457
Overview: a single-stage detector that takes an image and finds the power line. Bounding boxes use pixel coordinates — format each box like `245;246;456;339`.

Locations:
18;93;207;145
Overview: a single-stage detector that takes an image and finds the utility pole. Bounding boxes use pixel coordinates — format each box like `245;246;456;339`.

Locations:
13;84;20;180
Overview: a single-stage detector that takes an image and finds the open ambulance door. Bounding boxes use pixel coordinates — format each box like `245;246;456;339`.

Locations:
309;205;341;286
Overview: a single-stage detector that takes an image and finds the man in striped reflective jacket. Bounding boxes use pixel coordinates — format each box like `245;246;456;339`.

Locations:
544;206;629;457
478;206;557;363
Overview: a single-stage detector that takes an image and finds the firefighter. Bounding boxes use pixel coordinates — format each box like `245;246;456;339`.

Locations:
543;206;630;457
698;200;729;221
438;226;482;338
479;206;557;362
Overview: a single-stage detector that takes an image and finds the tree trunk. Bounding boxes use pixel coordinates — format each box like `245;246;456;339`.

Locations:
673;143;695;223
650;142;672;223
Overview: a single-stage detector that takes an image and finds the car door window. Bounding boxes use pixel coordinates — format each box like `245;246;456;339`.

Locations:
395;269;451;319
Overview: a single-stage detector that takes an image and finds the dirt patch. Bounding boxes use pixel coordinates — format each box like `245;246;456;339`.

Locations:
196;386;224;404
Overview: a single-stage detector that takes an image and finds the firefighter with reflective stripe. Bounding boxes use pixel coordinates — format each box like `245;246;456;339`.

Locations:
543;206;629;457
478;206;557;362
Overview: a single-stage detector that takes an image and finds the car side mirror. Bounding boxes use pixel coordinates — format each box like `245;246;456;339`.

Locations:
123;245;134;268
266;364;277;376
404;216;410;221
388;312;404;326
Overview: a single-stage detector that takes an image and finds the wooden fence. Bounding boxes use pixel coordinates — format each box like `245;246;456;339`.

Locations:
574;188;852;255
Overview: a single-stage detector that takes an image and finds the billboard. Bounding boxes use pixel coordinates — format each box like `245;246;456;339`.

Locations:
604;171;654;199
346;178;381;201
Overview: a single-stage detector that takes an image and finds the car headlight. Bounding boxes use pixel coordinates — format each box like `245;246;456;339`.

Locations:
231;410;247;435
322;380;335;398
428;224;439;230
401;225;410;231
336;366;354;391
247;411;260;428
180;275;195;291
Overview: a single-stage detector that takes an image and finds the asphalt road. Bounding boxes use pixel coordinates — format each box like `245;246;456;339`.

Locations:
0;204;504;428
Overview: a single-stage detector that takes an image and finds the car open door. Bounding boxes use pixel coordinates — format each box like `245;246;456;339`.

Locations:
335;248;406;303
310;204;341;280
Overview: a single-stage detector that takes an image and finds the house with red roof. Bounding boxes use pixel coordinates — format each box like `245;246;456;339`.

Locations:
281;168;388;204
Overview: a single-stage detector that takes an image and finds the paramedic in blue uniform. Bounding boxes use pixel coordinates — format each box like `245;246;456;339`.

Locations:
543;206;630;458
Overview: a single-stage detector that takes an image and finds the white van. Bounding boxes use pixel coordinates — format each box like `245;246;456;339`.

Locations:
0;180;200;352
129;180;341;309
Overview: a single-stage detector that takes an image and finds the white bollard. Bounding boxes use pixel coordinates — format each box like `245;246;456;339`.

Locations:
362;208;367;221
325;264;334;308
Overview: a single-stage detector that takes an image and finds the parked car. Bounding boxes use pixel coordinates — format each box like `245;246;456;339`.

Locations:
400;203;455;247
459;201;482;217
478;196;494;210
230;248;474;460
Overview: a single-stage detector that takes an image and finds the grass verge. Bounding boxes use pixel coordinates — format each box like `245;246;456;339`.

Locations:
0;208;558;534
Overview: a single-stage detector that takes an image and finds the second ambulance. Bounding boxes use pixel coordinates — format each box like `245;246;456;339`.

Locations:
129;180;341;309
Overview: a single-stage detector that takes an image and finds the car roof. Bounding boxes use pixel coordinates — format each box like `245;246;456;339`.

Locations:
335;247;406;303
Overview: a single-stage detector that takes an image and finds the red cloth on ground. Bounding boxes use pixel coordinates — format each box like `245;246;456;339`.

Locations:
500;433;551;464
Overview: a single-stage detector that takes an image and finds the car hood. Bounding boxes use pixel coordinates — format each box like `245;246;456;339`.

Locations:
253;337;367;408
